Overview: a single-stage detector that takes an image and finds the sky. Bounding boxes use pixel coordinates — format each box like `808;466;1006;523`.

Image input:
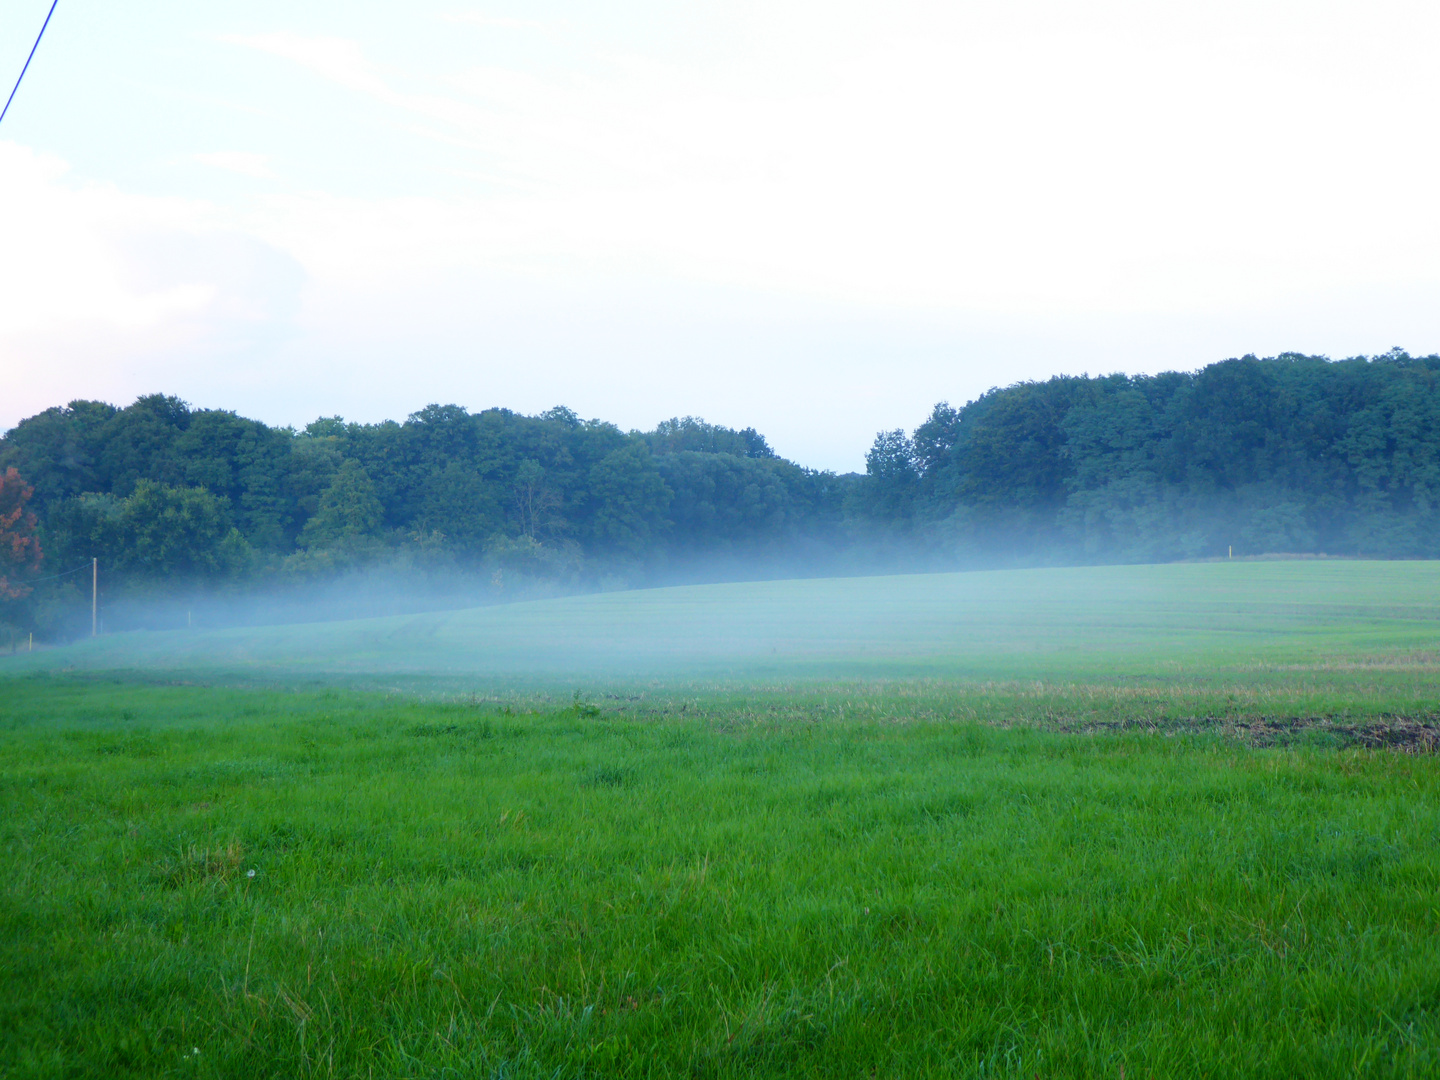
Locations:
2;0;1439;471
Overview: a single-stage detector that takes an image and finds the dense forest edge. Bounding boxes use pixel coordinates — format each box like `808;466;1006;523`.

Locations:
3;348;1439;642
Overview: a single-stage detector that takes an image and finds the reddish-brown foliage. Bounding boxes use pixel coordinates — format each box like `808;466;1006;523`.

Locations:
0;467;43;601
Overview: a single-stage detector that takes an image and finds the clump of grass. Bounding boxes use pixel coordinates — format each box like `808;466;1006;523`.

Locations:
154;840;247;890
583;764;634;788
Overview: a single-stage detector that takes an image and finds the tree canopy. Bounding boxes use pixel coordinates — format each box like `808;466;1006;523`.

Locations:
0;397;851;631
6;350;1440;637
860;350;1440;563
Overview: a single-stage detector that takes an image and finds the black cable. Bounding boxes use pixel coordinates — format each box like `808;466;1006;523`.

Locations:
22;561;91;585
0;0;60;126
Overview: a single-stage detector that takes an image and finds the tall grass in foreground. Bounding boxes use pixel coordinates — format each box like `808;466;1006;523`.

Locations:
2;676;1439;1078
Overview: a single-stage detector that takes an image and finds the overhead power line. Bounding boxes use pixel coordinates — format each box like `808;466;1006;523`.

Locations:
0;0;60;126
23;561;92;585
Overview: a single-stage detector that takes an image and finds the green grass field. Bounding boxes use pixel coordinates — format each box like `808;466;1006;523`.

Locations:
16;559;1440;686
3;561;1440;1077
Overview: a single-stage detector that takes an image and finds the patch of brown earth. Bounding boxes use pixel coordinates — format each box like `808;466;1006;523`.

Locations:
1059;714;1440;751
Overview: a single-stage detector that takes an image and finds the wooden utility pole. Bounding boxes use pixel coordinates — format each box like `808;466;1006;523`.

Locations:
91;558;97;637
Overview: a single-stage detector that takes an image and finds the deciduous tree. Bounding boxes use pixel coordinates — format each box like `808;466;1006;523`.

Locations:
0;468;43;600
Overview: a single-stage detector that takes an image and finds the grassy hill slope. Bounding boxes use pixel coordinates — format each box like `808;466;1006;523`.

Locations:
7;560;1440;689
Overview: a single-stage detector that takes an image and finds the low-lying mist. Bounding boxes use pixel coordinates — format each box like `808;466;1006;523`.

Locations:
46;544;928;639
10;560;1437;692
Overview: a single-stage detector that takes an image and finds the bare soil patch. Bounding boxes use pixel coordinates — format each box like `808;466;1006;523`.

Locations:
1058;713;1440;751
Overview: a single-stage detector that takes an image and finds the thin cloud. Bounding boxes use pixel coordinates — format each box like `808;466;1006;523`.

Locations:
192;152;277;179
221;33;394;99
219;32;681;190
441;12;570;33
9;2;1440;466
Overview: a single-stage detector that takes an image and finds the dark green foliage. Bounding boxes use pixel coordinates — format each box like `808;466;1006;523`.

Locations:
173;408;296;551
858;350;1440;562
587;443;671;555
657;452;825;554
0;396;847;617
0;399;116;511
859;430;919;525
642;415;776;458
48;481;252;584
92;393;192;496
296;461;384;552
12;350;1440;623
414;459;503;547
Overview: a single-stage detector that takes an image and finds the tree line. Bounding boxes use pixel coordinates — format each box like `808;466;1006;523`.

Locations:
0;401;855;637
862;348;1440;563
3;349;1439;639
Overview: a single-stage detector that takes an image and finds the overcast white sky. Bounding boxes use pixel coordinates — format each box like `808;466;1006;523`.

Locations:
2;0;1438;469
